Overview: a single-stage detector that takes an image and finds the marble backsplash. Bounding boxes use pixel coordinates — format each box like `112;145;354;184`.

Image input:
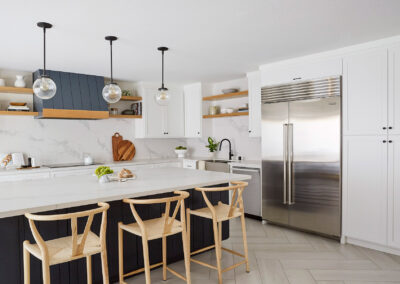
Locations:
0;116;186;165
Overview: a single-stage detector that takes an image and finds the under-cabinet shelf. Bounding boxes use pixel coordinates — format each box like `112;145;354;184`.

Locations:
120;96;142;101
0;111;38;116
0;86;33;94
203;112;249;119
202;90;248;101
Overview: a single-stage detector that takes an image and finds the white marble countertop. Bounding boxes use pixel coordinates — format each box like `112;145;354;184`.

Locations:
0;167;250;219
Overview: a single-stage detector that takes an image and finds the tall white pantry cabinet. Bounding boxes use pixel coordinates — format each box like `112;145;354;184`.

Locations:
343;43;400;252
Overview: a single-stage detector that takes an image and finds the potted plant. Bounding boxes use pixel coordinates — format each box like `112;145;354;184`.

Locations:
175;146;187;158
206;137;219;160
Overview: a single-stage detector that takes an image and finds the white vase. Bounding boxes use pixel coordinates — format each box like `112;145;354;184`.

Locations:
14;75;26;88
209;151;217;161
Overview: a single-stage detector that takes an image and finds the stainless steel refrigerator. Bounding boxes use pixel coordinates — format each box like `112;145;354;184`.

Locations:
261;76;341;238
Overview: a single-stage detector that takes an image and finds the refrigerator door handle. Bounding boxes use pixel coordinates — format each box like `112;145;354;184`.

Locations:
288;123;295;205
283;123;288;204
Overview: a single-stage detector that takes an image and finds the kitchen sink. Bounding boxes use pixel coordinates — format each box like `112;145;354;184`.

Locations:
204;160;231;173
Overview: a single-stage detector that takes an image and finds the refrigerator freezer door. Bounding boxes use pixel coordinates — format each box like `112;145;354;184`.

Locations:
288;97;341;237
262;102;289;224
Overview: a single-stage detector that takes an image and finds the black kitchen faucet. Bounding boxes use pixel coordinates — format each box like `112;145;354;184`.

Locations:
219;138;233;160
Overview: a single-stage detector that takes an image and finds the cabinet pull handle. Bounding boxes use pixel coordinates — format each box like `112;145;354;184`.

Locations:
383;140;387;143
293;77;302;81
383;127;387;130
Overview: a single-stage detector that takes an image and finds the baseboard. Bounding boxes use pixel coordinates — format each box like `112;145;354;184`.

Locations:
346;236;400;256
244;213;262;221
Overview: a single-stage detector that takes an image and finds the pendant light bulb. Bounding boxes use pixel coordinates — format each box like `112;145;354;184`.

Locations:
102;36;122;103
155;47;170;105
33;22;57;100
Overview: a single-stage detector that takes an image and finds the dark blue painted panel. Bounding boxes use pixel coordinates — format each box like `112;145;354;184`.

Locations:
59;72;73;110
79;75;91;111
95;76;108;111
87;76;100;111
48;70;63;109
69;73;83;110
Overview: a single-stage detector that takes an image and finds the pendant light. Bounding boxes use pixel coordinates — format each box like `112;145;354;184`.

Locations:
33;22;57;100
155;47;170;106
102;36;122;103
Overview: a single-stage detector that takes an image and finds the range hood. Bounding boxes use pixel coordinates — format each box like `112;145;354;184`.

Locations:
33;69;109;119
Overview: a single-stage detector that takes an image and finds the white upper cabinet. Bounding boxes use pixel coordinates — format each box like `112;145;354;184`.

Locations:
343;135;388;245
388;135;400;249
389;45;400;135
144;87;184;138
247;71;261;137
260;57;342;87
343;48;388;136
184;83;202;138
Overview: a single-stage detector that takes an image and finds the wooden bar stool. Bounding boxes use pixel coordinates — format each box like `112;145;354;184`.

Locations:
23;202;110;284
186;181;249;284
118;191;191;284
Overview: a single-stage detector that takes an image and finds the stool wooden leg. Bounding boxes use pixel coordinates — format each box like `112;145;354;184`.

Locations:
240;214;250;272
86;255;92;284
218;222;222;260
23;241;30;284
100;241;109;284
142;237;151;284
186;209;191;253
118;224;124;284
162;236;167;281
212;220;223;284
182;228;191;283
42;260;50;284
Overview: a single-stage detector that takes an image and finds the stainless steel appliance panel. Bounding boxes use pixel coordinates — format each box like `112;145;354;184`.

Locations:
288;97;341;236
232;167;261;217
262;102;289;224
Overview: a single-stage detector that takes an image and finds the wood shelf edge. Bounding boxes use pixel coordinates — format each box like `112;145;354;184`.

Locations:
109;114;142;119
119;96;142;101
0;111;38;116
203;112;249;118
0;86;33;94
202;90;248;101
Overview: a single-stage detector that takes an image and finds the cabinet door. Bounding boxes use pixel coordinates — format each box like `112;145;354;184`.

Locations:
389;45;400;135
260;57;342;86
247;71;261;137
145;88;166;138
343;135;388;245
184;83;202;137
388;135;400;249
343;48;388;136
166;88;184;137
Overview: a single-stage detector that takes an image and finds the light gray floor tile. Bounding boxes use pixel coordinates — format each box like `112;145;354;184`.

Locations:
280;259;378;270
310;270;400;281
258;258;289;284
359;247;400;270
285;269;316;284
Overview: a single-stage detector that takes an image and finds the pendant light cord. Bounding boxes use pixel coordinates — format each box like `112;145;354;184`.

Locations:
43;27;46;75
110;40;113;83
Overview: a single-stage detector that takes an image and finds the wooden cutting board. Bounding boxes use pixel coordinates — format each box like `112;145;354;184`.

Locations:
112;133;123;161
117;140;136;161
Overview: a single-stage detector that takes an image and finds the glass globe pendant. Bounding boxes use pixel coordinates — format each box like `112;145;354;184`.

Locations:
102;36;121;103
155;47;170;105
33;22;57;100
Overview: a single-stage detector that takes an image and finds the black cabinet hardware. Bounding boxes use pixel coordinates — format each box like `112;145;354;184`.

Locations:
383;140;387;143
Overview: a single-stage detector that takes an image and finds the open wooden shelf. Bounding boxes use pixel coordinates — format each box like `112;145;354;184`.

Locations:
202;90;248;101
0;86;33;94
203;112;249;119
109;114;142;119
120;96;142;101
0;111;38;116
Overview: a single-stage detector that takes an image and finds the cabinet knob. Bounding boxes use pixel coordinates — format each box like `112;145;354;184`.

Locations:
389;140;393;143
249;130;251;133
389;126;393;129
383;140;387;143
383;127;387;130
197;132;200;134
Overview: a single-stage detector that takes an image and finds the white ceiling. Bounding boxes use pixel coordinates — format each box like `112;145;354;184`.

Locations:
2;0;400;84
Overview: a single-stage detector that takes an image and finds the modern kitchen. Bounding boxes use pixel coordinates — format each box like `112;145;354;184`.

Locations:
1;1;400;284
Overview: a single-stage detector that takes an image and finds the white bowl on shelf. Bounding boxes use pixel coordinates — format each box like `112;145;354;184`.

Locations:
222;88;239;94
226;108;234;113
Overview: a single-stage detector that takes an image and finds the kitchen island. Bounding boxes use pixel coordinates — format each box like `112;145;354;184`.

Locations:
0;167;249;283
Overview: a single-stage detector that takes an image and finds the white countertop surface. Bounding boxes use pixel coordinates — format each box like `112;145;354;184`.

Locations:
0;167;250;219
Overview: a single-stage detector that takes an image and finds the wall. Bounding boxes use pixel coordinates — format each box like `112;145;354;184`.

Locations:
186;77;261;160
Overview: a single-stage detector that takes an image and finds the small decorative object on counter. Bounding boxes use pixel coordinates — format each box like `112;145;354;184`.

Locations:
95;166;114;183
119;168;133;178
0;154;12;168
0;78;5;86
206;137;219;160
83;153;94;165
112;133;123;161
14;75;26;88
175;146;187;158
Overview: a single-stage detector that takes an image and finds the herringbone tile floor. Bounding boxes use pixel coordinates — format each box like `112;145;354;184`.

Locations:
122;218;400;283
